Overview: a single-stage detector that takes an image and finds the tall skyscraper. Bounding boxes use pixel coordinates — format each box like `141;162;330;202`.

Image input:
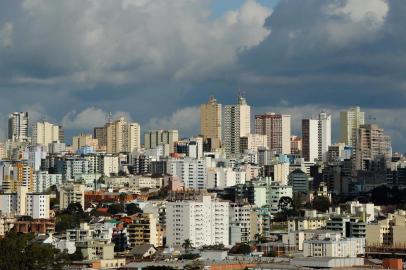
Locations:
318;112;332;162
255;112;291;154
302;119;319;162
8;112;29;142
302;112;331;162
32;121;60;146
94;127;107;148
200;96;222;150
353;124;391;171
105;117;141;153
340;106;365;146
224;96;251;157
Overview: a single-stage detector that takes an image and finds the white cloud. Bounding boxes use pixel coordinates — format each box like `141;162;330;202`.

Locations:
146;106;200;137
21;104;49;124
7;0;271;85
323;0;389;47
61;107;132;130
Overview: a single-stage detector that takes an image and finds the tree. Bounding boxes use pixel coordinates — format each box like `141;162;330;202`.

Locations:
312;196;331;212
126;203;142;215
230;243;252;255
108;203;125;215
144;267;176;270
65;202;85;217
56;214;80;233
182;239;193;253
278;196;293;212
0;231;69;269
184;260;205;270
56;202;89;233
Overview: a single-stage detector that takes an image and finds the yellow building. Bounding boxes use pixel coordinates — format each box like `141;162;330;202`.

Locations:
72;133;99;152
1;162;35;193
200;96;222;151
128;213;158;247
106;117;140;154
366;211;406;248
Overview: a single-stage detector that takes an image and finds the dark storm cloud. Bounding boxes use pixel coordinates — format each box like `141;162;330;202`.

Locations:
238;0;406;109
0;0;405;150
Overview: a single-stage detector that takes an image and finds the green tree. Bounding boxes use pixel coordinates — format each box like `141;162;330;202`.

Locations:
184;260;205;270
230;243;252;255
56;202;89;233
312;196;331;212
0;231;69;270
126;203;143;215
182;239;193;253
278;196;293;212
144;267;177;270
108;203;125;215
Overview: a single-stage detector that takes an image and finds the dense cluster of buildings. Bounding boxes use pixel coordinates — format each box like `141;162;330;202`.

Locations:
0;96;405;269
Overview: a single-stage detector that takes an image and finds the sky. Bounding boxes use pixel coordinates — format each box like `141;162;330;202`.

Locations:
0;0;405;151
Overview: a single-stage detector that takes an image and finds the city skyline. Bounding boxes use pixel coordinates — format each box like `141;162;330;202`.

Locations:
0;1;405;150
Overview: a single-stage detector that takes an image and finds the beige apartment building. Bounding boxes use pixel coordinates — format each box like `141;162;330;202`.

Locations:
255;112;291;155
223;96;251;157
200;96;222;151
366;211;406;247
96;117;141;154
340;106;364;146
32;121;60;146
128;213;160;247
72;133;99;152
353;124;392;171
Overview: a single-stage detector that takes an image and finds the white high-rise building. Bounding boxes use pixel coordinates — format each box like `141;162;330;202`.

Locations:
224;96;251;157
318;112;332;162
255;113;291;154
166;195;229;247
0;186;50;219
206;167;246;189
302;112;331;162
167;158;207;189
8;112;29;142
32;121;60;146
340;107;365;146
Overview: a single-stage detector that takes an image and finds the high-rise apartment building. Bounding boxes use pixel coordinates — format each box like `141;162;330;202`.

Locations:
224;96;250;157
8;112;29;142
290;136;302;155
144;130;179;149
255;113;291;154
353;124;392;171
0;186;50;219
166;195;229;247
200;96;222;150
0;162;35;193
318;112;332;162
340;107;365;146
32;121;60;146
240;134;268;152
105;117;141;153
302;119;319;162
72;133;99;152
94;127;107;148
302;112;331;162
